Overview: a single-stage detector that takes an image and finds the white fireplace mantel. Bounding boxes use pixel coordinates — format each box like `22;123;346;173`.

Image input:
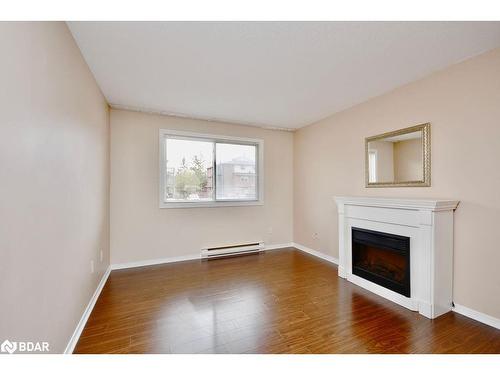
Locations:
334;196;459;319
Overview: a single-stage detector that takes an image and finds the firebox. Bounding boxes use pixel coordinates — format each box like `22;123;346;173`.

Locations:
351;227;411;297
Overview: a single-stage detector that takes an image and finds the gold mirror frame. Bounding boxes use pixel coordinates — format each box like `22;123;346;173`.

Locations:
365;123;431;188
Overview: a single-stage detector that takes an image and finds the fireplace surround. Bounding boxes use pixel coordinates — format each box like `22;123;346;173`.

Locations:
335;197;459;319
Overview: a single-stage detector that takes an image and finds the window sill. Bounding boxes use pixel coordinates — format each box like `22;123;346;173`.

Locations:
159;200;264;209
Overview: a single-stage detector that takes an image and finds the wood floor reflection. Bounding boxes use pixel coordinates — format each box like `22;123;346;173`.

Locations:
74;249;500;354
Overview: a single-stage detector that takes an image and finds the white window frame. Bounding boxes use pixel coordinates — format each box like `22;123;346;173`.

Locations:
159;129;264;208
368;149;377;183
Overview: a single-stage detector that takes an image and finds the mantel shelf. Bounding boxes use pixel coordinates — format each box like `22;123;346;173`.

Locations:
334;196;459;212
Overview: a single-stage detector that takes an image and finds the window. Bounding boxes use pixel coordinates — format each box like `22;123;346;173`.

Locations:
368;150;377;183
159;129;263;208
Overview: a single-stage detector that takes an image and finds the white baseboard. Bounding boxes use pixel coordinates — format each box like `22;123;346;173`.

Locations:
111;253;200;270
112;243;295;270
264;242;294;251
453;303;500;330
64;266;111;354
292;242;339;265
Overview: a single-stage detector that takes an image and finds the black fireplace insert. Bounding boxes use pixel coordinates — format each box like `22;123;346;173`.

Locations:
351;227;410;297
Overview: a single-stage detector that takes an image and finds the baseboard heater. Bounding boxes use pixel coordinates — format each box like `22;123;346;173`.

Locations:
201;242;264;260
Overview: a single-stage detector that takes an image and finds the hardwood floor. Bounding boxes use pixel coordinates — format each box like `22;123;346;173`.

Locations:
74;248;500;354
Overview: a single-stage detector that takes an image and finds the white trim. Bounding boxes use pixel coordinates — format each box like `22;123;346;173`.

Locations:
111;253;201;270
453;303;500;330
334;196;459;212
111;244;294;270
348;272;418;312
64;266;111;354
159;200;263;209
159;129;264;209
264;243;294;251
110;103;296;132
159;128;264;144
292;242;339;265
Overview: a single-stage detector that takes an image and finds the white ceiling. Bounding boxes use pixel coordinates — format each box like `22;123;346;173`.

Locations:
68;22;500;130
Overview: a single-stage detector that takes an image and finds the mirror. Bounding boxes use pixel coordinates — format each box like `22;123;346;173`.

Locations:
365;123;430;187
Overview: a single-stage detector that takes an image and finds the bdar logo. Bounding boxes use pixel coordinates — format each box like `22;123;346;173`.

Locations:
1;340;17;354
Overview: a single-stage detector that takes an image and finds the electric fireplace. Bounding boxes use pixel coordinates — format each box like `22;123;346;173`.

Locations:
351;227;410;297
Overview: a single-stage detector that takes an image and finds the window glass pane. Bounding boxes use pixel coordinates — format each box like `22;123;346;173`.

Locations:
165;138;213;201
216;143;257;200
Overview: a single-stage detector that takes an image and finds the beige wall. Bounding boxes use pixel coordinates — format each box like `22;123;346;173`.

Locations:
110;109;293;264
394;138;423;181
294;47;500;319
0;22;110;352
